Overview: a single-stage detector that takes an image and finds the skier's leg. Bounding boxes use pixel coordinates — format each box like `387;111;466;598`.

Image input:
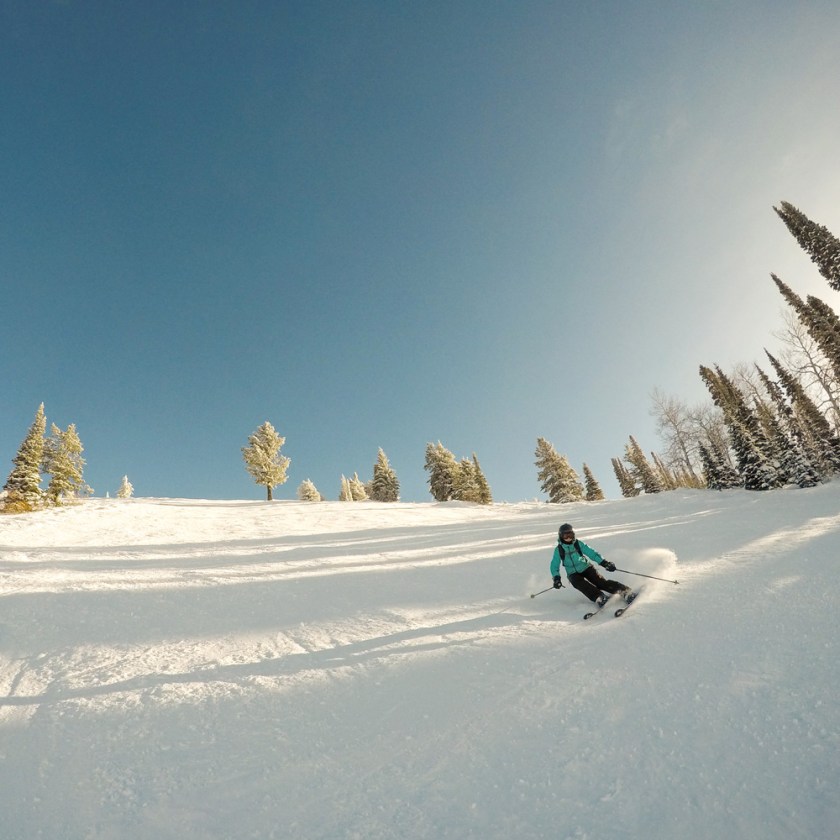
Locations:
583;566;630;596
568;571;601;602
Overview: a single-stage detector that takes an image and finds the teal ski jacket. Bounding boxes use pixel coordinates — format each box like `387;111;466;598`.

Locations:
550;539;607;577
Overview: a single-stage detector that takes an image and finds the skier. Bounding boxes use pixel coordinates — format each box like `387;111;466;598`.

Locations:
551;523;634;607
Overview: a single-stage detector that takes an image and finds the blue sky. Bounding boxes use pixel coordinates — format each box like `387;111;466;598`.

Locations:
3;1;840;502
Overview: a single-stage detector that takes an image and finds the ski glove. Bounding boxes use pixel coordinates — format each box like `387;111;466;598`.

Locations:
602;560;616;572
552;575;563;589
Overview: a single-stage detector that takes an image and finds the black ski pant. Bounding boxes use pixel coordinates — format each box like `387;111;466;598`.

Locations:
568;566;629;603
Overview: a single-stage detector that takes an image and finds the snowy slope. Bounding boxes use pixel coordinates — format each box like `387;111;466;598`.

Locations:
1;486;838;840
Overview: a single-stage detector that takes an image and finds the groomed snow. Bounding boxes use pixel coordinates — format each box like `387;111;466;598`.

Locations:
1;485;838;839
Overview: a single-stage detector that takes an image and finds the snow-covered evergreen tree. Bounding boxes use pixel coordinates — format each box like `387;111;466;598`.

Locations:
470;454;492;504
117;475;134;499
449;455;491;504
771;274;840;389
3;403;46;511
534;437;560;501
369;449;399;502
624;436;663;494
553;456;583;503
297;479;321;501
773;201;840;291
582;463;605;501
423;443;489;503
242;421;290;501
535;438;561;502
699;365;783;491
338;475;353;501
703;438;742;490
424;442;458;502
349;472;368;501
731;421;779;491
752;398;800;487
452;458;479;502
699;443;725;490
755;362;822;487
534;437;583;503
804;295;840;373
767;412;821;489
43;423;90;504
611;457;639;498
766;351;840;476
772;309;840;427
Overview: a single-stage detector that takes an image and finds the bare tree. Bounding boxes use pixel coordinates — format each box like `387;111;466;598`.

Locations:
649;389;703;480
649;388;732;481
772;308;840;427
691;402;730;462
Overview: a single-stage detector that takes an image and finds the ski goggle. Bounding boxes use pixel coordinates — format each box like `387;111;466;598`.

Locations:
561;531;575;541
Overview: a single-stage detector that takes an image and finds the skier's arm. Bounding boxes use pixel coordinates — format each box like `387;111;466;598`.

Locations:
550;546;562;577
578;541;606;566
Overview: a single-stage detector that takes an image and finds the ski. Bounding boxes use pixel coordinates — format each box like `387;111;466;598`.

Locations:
583;594;615;620
584;588;643;620
614;588;642;618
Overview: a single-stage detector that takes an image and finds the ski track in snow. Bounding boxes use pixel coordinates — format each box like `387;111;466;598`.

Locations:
1;488;839;839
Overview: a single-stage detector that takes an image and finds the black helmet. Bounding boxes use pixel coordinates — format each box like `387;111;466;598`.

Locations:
558;523;574;540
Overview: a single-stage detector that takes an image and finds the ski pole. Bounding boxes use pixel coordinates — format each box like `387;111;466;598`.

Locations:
530;586;557;599
614;568;679;584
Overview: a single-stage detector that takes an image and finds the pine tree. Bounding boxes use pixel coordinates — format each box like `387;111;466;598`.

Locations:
804;296;840;360
731;419;778;490
772;274;840;387
242;421;290;501
554;456;584;503
773;201;840;291
43;423;90;504
803;294;840;387
698;443;725;490
611;457;639;497
451;458;477;502
534;437;563;502
766;351;840;475
582;463;605;501
771;272;809;317
709;438;742;489
117;475;134;499
534;437;584;503
773;308;840;427
349;472;368;501
3;403;47;511
338;475;353;501
699;365;782;490
296;479;321;501
370;449;400;502
624;436;664;494
754;365;819;488
424;441;458;502
755;397;801;486
470;454;492;504
448;455;490;504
